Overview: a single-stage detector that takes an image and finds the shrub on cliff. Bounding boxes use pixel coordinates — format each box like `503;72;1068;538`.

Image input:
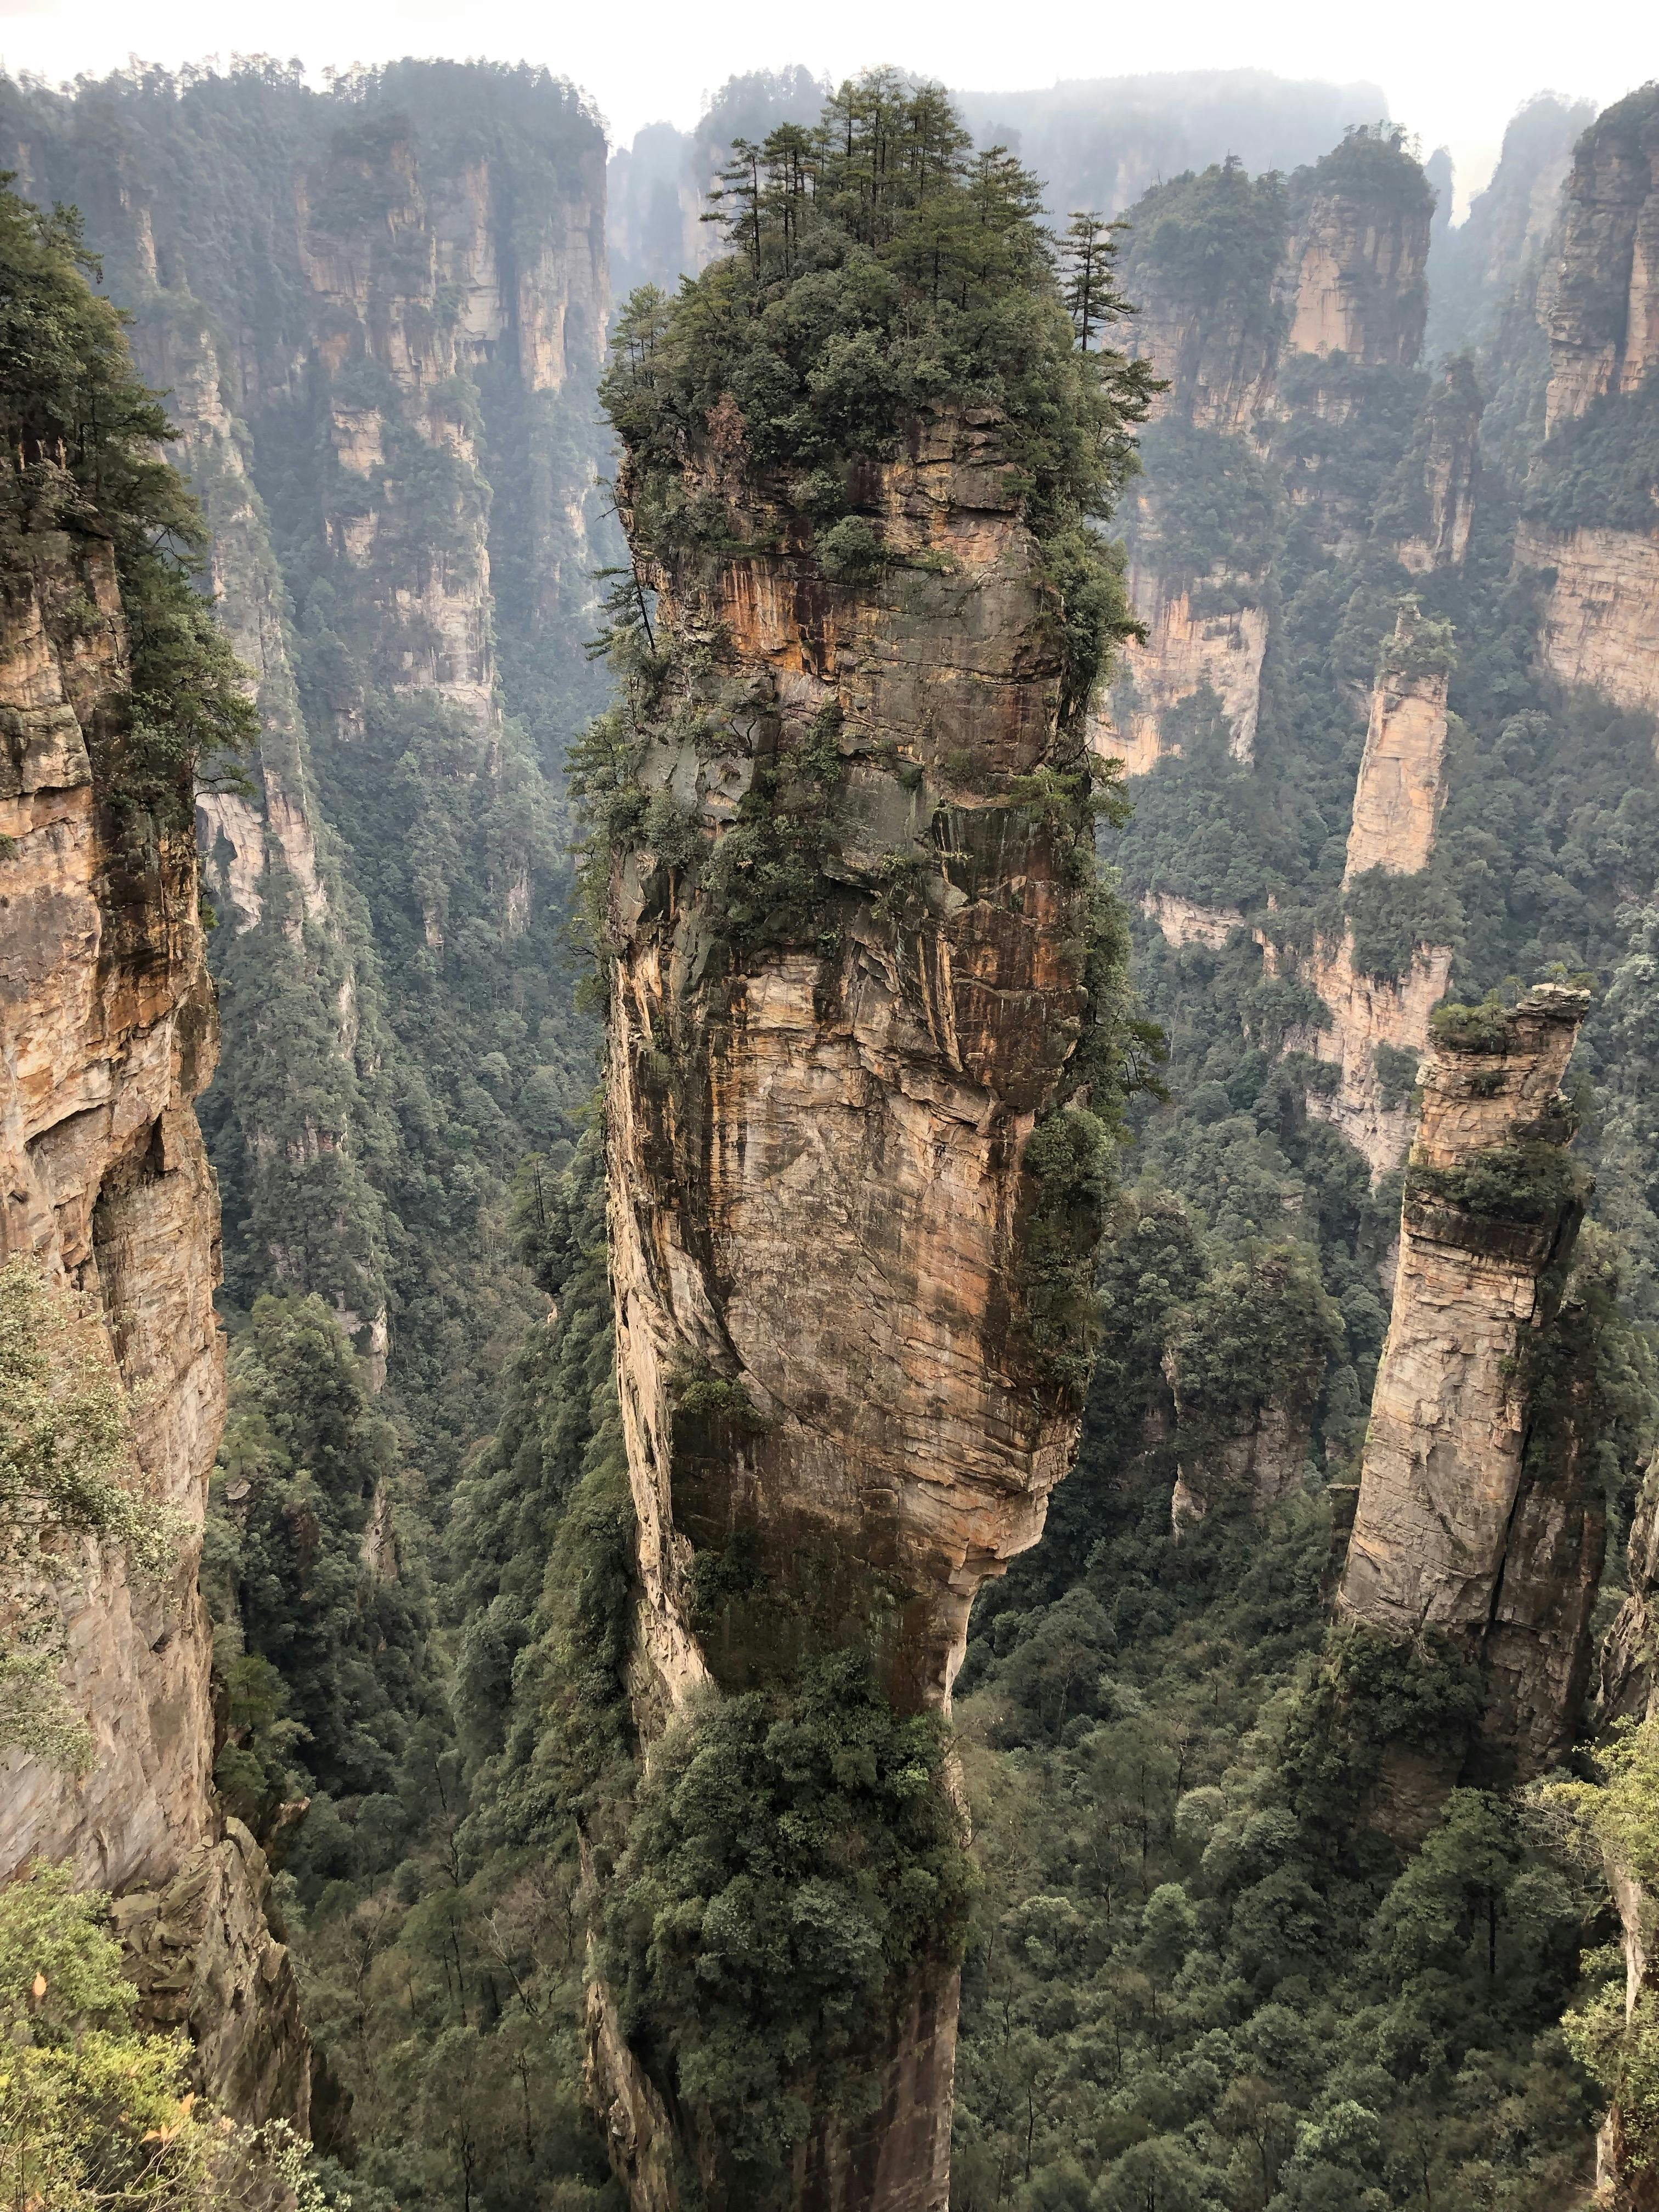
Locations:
602;1650;974;2202
600;70;1155;642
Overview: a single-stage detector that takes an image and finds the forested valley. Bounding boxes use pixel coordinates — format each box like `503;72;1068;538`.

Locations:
2;47;1659;2212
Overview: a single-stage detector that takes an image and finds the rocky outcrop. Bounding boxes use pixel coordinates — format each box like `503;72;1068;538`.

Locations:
1140;891;1248;949
1344;625;1452;881
1285;136;1432;366
1543;86;1659;433
0;492;307;2120
1335;985;1600;1781
1289;936;1452;1178
1514;520;1659;719
599;397;1111;2203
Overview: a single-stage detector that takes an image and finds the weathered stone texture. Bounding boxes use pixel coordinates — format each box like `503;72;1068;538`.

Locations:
1335;985;1597;1775
1286;183;1430;366
600;403;1107;2209
1544;91;1659;432
0;504;306;2123
1284;936;1452;1180
1094;571;1268;775
1514;520;1659;720
1344;661;1450;883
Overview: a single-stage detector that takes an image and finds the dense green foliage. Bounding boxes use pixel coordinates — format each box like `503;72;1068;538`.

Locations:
602;70;1156;570
0;1862;324;2210
605;1656;973;2203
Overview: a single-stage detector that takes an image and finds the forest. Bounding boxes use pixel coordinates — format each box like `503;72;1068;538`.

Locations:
1;46;1658;2212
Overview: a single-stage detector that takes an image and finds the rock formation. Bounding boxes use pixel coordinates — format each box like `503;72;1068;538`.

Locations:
1335;985;1602;1782
0;63;611;1400
1343;623;1452;881
1256;609;1457;1178
1104;600;1269;772
0;479;307;2120
1284;136;1432;366
1514;520;1659;719
1097;129;1435;779
1381;357;1485;575
1517;88;1659;725
1544;87;1659;433
1286;935;1453;1177
597;391;1115;2204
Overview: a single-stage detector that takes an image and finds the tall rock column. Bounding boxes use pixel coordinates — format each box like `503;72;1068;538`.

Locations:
596;393;1116;2207
1335;984;1601;1779
1516;87;1659;720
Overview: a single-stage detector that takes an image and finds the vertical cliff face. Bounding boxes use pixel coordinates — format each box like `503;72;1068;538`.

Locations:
1342;634;1451;881
1260;610;1457;1179
1335;985;1600;1780
1544;89;1659;432
0;62;614;1474
1381;357;1484;575
596;280;1125;2194
1516;89;1659;724
1514;520;1659;718
610;410;1101;1723
1097;132;1434;782
0;491;306;2120
1284;139;1432;366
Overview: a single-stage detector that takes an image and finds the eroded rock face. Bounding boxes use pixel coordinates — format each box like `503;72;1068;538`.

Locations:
601;403;1108;2207
610;409;1101;1724
1098;579;1268;774
1544;87;1659;432
1286;175;1430;366
1385;359;1484;575
1284;936;1452;1180
1514;521;1659;720
0;504;307;2121
1335;985;1599;1779
1344;656;1450;882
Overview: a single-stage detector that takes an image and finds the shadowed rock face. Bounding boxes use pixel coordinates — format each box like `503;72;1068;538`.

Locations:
596;402;1109;2210
1336;985;1601;1780
1544;87;1659;433
0;497;307;2124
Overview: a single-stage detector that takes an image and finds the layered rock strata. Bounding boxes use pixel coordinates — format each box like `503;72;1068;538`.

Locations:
1335;985;1600;1780
0;494;307;2121
1343;641;1451;881
1283;935;1453;1178
1104;589;1268;773
1521;89;1659;728
599;402;1110;2207
1383;357;1484;575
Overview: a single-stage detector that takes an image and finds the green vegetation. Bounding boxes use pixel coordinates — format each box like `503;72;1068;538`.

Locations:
1118;157;1290;331
0;1257;180;1774
604;1654;973;2203
1406;1141;1585;1229
0;181;256;830
0;1861;324;2210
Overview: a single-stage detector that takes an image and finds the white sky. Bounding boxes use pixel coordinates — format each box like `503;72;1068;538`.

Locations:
3;0;1652;211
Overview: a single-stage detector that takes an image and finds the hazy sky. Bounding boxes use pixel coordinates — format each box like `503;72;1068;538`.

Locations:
2;0;1650;208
